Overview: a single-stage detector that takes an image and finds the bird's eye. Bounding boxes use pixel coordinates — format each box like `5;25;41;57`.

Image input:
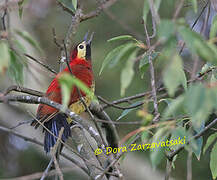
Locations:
79;45;84;49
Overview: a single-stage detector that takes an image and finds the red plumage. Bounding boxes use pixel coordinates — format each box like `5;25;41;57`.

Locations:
36;57;93;119
31;37;94;153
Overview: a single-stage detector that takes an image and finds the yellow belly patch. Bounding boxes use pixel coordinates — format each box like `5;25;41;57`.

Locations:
67;84;95;124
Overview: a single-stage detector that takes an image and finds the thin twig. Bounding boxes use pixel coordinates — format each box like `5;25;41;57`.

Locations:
1;7;7;30
9;120;32;129
51;127;64;180
52;28;63;49
80;0;118;22
144;24;159;122
98;96;144;110
4;85;44;96
148;0;160;25
95;118;142;125
40;158;53;180
24;53;57;75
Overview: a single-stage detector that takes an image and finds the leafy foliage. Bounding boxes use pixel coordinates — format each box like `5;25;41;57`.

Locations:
98;1;217;176
58;73;95;109
56;0;77;13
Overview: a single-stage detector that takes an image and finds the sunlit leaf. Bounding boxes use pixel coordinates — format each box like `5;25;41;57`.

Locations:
108;35;136;42
58;73;95;109
72;0;77;10
109;43;136;68
0;41;10;74
56;0;76;13
99;43;136;75
163;54;187;96
120;49;138;96
203;133;217;155
210;142;217;179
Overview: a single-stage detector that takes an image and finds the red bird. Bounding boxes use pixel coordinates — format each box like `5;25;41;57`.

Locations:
31;33;95;153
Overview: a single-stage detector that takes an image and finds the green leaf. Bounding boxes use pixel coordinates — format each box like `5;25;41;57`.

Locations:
150;127;169;168
170;127;188;150
99;43;136;75
157;20;175;42
198;63;214;76
72;0;77;10
120;49;138;96
211;69;217;84
210;15;217;39
141;131;149;142
18;0;28;19
163;54;187;96
163;95;185;118
139;52;159;78
178;26;217;64
150;147;164;169
143;0;150;23
108;35;136;42
56;0;76;13
7;50;24;84
0;41;10;74
210;142;217;179
15;30;43;54
155;0;162;11
191;0;198;13
185;84;213;131
191;122;204;160
116;101;143;121
109;43;136;68
58;73;95;109
203;133;217;155
99;44;125;75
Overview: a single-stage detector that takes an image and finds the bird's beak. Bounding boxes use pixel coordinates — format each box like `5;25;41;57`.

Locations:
83;32;94;45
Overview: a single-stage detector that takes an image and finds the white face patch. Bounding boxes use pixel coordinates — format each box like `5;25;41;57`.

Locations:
77;41;86;59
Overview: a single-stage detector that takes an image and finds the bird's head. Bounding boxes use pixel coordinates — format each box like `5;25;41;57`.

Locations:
70;32;94;62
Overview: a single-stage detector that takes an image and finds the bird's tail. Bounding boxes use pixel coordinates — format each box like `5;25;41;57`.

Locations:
43;113;71;153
